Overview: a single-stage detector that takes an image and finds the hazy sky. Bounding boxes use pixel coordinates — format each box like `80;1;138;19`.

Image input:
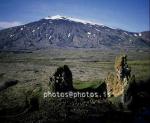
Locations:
0;0;149;32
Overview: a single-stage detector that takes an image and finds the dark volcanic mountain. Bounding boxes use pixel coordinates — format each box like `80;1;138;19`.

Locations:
0;15;149;51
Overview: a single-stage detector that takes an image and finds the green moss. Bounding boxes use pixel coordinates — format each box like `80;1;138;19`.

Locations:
73;80;103;89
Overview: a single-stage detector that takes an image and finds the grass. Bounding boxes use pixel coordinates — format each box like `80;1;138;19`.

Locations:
0;48;149;91
128;60;150;81
0;48;149;122
73;80;103;89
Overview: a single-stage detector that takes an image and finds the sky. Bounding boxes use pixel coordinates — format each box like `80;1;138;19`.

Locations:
0;0;149;32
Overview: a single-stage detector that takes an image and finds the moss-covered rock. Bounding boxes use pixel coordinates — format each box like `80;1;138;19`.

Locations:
106;54;131;97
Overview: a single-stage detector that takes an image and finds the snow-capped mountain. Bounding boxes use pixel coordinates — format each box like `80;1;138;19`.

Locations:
0;15;149;51
44;15;103;25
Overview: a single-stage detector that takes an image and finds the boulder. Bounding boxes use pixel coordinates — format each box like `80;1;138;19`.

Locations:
49;65;73;92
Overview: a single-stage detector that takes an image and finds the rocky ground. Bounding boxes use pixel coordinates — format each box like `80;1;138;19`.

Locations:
0;48;150;123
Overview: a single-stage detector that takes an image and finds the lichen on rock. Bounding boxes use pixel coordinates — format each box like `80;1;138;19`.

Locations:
106;54;131;97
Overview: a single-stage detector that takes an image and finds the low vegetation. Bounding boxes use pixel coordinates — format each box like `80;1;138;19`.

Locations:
0;48;150;123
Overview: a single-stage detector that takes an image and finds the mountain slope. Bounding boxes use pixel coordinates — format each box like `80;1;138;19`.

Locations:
0;15;149;51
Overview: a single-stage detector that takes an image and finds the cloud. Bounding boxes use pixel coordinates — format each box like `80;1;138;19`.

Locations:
0;21;23;29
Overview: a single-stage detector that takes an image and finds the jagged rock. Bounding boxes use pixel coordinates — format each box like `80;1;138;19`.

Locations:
49;65;73;92
114;54;131;81
106;73;124;97
123;76;150;110
106;55;131;97
122;75;136;108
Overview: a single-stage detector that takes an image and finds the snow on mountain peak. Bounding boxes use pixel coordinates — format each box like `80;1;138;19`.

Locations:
44;15;103;26
45;15;66;20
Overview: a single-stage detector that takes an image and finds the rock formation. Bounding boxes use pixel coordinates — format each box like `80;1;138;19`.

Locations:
49;65;73;92
122;76;150;110
106;55;131;97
